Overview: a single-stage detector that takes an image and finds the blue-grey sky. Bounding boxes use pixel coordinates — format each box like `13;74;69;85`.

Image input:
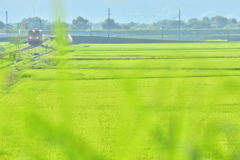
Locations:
0;0;240;23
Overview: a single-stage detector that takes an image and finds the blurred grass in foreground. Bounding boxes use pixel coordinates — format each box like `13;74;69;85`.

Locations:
1;1;240;159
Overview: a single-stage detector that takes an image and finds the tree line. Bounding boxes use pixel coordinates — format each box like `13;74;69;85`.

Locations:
1;16;240;31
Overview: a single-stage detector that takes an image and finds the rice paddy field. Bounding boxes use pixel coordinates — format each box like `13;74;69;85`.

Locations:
1;42;240;160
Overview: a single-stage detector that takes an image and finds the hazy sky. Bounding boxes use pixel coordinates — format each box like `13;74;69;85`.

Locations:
0;0;240;23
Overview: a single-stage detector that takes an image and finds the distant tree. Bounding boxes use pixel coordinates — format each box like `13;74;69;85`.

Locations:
187;18;211;29
102;19;121;30
53;21;70;30
211;16;229;28
188;18;201;28
18;17;47;30
43;22;53;30
122;22;150;30
72;16;91;30
202;17;211;23
154;20;185;29
126;22;138;29
224;18;238;28
201;17;212;28
229;18;238;25
152;16;240;29
0;21;5;29
120;24;131;30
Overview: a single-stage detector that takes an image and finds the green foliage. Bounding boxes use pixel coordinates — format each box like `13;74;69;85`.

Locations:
4;15;240;33
72;16;91;30
102;19;121;30
187;18;211;29
18;17;48;30
211;16;230;28
154;16;240;29
0;21;5;29
154;19;184;29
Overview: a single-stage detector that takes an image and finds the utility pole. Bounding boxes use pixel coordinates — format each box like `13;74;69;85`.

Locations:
178;9;181;40
107;8;111;39
5;11;8;32
161;24;164;40
89;24;92;36
39;19;42;30
108;8;111;20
